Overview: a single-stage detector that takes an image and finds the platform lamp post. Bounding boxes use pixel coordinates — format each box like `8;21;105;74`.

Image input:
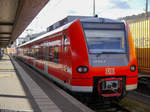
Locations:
146;0;148;18
93;0;98;17
93;0;95;16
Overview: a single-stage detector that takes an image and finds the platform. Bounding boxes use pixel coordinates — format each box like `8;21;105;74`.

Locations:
0;54;33;111
0;54;94;112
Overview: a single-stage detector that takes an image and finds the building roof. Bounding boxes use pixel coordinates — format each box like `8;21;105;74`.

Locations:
0;0;49;48
120;12;150;23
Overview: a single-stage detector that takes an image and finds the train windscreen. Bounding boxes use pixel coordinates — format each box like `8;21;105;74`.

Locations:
82;22;128;67
82;23;126;53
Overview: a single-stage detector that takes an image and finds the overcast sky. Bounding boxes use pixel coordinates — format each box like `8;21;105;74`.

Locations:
20;0;149;37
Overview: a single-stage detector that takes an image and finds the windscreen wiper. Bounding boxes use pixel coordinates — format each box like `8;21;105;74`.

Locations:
90;50;127;54
90;51;127;57
98;51;127;54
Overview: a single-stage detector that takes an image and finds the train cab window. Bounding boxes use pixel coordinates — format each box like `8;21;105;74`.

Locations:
63;35;67;53
49;46;53;62
63;35;70;53
82;23;126;53
54;46;59;63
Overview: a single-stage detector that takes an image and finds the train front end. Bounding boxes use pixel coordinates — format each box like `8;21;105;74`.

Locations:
70;18;137;99
82;19;137;98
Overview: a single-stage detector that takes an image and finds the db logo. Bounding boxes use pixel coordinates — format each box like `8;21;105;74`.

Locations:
105;68;115;75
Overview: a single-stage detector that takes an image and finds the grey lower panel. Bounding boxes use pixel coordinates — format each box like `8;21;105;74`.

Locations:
89;54;128;67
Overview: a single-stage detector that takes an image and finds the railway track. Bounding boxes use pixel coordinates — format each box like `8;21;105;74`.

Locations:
136;79;150;96
87;102;130;112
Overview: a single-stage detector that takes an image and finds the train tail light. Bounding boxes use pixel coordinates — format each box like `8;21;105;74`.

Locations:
76;66;88;73
130;65;136;72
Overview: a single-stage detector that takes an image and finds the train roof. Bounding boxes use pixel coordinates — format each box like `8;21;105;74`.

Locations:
18;21;74;48
47;16;123;32
18;16;124;48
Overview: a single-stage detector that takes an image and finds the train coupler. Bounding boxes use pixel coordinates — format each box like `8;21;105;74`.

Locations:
97;78;123;97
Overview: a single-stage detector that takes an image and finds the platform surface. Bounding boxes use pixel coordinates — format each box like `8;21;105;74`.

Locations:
0;54;33;111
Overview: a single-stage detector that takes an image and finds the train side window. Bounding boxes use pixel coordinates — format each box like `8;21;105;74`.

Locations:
45;47;48;61
41;47;44;60
41;47;45;60
49;46;53;62
37;48;40;59
27;48;29;56
25;48;27;56
33;48;36;58
54;46;59;63
36;42;41;59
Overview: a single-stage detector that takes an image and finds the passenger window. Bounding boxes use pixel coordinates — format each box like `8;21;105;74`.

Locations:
36;48;40;59
54;46;59;63
45;47;48;61
41;47;44;60
49;46;53;62
36;42;41;59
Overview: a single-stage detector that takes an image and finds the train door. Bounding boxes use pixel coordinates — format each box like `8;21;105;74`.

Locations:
33;42;37;67
35;41;41;69
62;34;71;83
44;46;48;73
40;46;44;71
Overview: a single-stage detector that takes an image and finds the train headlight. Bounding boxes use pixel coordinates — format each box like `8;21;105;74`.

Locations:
130;65;136;72
76;66;88;73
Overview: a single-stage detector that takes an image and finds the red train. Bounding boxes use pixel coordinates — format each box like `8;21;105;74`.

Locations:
16;16;137;100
